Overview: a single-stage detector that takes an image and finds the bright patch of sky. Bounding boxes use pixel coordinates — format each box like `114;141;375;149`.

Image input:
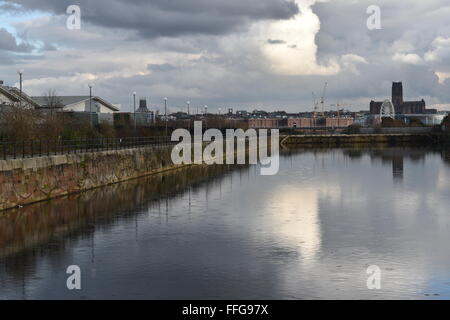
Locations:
0;1;52;54
0;1;50;36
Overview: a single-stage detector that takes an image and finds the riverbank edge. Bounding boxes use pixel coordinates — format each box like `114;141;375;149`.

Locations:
279;132;442;147
1;132;446;211
0;142;259;212
0;146;197;211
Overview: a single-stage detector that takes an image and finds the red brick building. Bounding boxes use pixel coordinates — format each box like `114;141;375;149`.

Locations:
288;118;314;128
324;118;354;128
288;117;353;128
248;118;285;129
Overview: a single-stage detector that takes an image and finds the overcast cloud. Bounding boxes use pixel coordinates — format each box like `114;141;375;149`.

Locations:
0;0;449;112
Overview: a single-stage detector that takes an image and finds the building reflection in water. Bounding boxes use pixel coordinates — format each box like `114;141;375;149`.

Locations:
392;156;404;182
1;146;450;299
0;164;247;286
343;147;432;182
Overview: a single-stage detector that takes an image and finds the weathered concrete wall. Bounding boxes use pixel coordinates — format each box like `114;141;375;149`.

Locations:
0;146;186;211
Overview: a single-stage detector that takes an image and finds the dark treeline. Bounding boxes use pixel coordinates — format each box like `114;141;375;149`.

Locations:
0;105;252;142
0;106;169;142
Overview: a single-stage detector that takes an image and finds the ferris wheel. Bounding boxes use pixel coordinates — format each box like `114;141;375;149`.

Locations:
380;99;395;119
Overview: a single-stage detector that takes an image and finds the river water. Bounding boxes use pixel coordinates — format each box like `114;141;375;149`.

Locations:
1;147;450;300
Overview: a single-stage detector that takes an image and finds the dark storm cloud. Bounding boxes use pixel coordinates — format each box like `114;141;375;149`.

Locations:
3;0;450;110
314;0;450;60
0;2;20;11
0;28;33;52
5;0;299;38
0;51;14;65
311;0;450;105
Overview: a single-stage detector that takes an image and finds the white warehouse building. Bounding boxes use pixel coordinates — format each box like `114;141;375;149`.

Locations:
32;95;120;114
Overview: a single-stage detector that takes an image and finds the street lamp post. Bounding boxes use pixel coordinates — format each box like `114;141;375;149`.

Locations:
88;84;93;125
204;105;208;130
187;101;191;132
164;97;168;137
17;69;23;107
133;92;137;134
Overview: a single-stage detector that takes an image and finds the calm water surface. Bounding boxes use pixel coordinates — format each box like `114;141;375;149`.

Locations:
1;147;450;299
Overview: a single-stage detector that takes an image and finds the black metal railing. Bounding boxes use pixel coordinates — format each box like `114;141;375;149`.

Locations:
0;136;175;160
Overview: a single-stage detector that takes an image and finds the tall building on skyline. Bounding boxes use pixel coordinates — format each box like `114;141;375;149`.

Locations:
137;98;150;113
370;82;426;115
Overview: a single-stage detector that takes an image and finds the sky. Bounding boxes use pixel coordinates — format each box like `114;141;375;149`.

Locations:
0;0;450;113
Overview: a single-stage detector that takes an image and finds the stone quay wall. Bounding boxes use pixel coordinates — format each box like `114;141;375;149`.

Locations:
0;145;185;211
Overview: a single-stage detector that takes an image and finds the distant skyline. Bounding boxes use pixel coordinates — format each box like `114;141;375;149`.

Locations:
1;0;450;112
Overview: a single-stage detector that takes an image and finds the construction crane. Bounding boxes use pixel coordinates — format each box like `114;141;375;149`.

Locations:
333;102;355;120
330;101;341;118
312;92;319;117
320;82;328;116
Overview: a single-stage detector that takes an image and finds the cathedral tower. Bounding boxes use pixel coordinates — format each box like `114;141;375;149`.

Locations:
392;82;403;107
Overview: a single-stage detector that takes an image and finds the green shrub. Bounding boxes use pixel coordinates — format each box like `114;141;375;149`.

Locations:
344;124;361;134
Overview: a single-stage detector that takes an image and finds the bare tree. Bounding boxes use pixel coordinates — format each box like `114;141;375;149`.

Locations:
0;104;39;141
43;88;63;116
